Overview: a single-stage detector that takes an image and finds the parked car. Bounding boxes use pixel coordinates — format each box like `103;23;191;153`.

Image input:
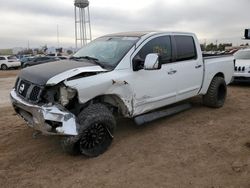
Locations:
46;53;68;60
20;56;34;67
233;48;250;82
0;56;21;70
57;56;69;60
10;31;234;157
22;56;59;68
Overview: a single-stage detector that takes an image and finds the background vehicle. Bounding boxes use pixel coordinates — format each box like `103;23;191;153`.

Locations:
11;31;234;157
20;56;34;67
0;56;21;70
233;48;250;82
22;56;59;68
57;56;69;60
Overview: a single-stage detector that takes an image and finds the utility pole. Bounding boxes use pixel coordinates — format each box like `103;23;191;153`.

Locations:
57;24;60;48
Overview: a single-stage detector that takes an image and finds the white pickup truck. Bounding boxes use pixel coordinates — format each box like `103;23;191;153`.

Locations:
10;31;234;157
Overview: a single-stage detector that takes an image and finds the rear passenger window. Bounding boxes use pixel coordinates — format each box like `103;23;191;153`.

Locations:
175;36;197;61
0;57;5;60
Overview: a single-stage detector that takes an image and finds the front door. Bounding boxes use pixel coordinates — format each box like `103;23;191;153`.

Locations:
129;35;178;116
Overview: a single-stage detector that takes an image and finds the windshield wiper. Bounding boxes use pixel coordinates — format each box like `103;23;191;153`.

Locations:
71;56;105;68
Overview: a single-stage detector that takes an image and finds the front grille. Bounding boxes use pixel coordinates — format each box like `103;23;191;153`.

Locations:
15;78;43;103
30;86;41;102
235;66;246;72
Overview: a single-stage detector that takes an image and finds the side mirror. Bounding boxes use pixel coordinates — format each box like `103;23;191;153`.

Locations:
144;53;161;70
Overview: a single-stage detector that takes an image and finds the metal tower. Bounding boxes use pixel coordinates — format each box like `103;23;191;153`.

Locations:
74;0;92;49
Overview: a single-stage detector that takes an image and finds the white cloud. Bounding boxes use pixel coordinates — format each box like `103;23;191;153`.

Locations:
0;0;249;48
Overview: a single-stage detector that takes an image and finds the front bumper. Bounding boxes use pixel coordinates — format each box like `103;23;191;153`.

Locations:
10;89;78;136
233;72;250;82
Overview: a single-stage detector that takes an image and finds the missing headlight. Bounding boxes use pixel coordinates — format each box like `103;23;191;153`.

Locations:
60;86;77;106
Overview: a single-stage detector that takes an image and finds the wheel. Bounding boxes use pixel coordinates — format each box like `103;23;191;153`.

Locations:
203;76;227;108
61;136;80;155
24;64;30;68
1;64;8;70
61;103;116;157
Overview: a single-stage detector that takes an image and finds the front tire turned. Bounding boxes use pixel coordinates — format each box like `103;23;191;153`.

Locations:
61;103;116;157
203;76;227;108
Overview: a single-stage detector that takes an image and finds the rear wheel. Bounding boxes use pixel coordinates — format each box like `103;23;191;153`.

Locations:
1;64;8;70
203;76;227;108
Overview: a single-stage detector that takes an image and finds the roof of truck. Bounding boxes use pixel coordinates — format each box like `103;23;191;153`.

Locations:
103;31;194;38
104;31;152;37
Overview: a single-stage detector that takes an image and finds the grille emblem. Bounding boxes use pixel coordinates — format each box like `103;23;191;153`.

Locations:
19;83;25;94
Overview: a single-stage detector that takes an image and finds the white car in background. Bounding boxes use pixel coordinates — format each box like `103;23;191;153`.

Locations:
0;56;21;70
234;49;250;82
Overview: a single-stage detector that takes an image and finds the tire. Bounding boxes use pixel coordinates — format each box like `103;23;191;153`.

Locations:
61;103;116;157
24;64;30;68
1;64;8;70
203;76;227;108
61;136;80;155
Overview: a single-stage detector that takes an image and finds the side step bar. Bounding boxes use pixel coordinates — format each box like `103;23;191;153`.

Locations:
134;103;192;125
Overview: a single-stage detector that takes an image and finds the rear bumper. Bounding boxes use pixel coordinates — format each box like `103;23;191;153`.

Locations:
10;89;78;136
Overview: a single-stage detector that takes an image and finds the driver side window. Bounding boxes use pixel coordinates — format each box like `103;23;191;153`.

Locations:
133;36;172;71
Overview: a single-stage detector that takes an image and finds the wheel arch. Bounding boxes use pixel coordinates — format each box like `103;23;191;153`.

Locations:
91;94;131;117
69;93;132;118
214;72;225;78
200;72;226;95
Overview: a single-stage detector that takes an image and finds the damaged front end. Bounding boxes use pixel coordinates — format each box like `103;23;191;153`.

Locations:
10;89;78;135
10;64;108;135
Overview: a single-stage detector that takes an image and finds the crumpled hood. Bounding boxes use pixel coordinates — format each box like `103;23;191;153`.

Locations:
18;60;108;86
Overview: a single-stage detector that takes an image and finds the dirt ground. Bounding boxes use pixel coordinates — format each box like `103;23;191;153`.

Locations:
0;70;249;188
0;70;19;78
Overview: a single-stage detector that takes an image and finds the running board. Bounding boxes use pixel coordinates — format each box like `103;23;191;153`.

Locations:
134;103;192;125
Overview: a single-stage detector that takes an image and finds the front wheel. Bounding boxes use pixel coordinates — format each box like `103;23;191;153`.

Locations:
61;103;116;157
203;76;227;108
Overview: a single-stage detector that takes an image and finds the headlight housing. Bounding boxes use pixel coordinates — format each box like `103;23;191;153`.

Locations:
59;86;77;106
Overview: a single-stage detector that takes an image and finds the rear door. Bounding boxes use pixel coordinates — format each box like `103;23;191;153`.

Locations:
172;35;203;101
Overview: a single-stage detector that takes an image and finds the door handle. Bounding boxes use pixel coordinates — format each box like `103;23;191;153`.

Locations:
168;70;177;75
195;65;202;69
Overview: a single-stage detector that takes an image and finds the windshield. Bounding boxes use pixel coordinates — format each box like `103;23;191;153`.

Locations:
234;50;250;59
73;36;139;68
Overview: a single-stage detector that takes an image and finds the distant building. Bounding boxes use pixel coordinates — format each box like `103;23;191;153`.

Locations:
0;49;13;55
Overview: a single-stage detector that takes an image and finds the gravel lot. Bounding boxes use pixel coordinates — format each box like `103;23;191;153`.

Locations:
0;70;249;188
